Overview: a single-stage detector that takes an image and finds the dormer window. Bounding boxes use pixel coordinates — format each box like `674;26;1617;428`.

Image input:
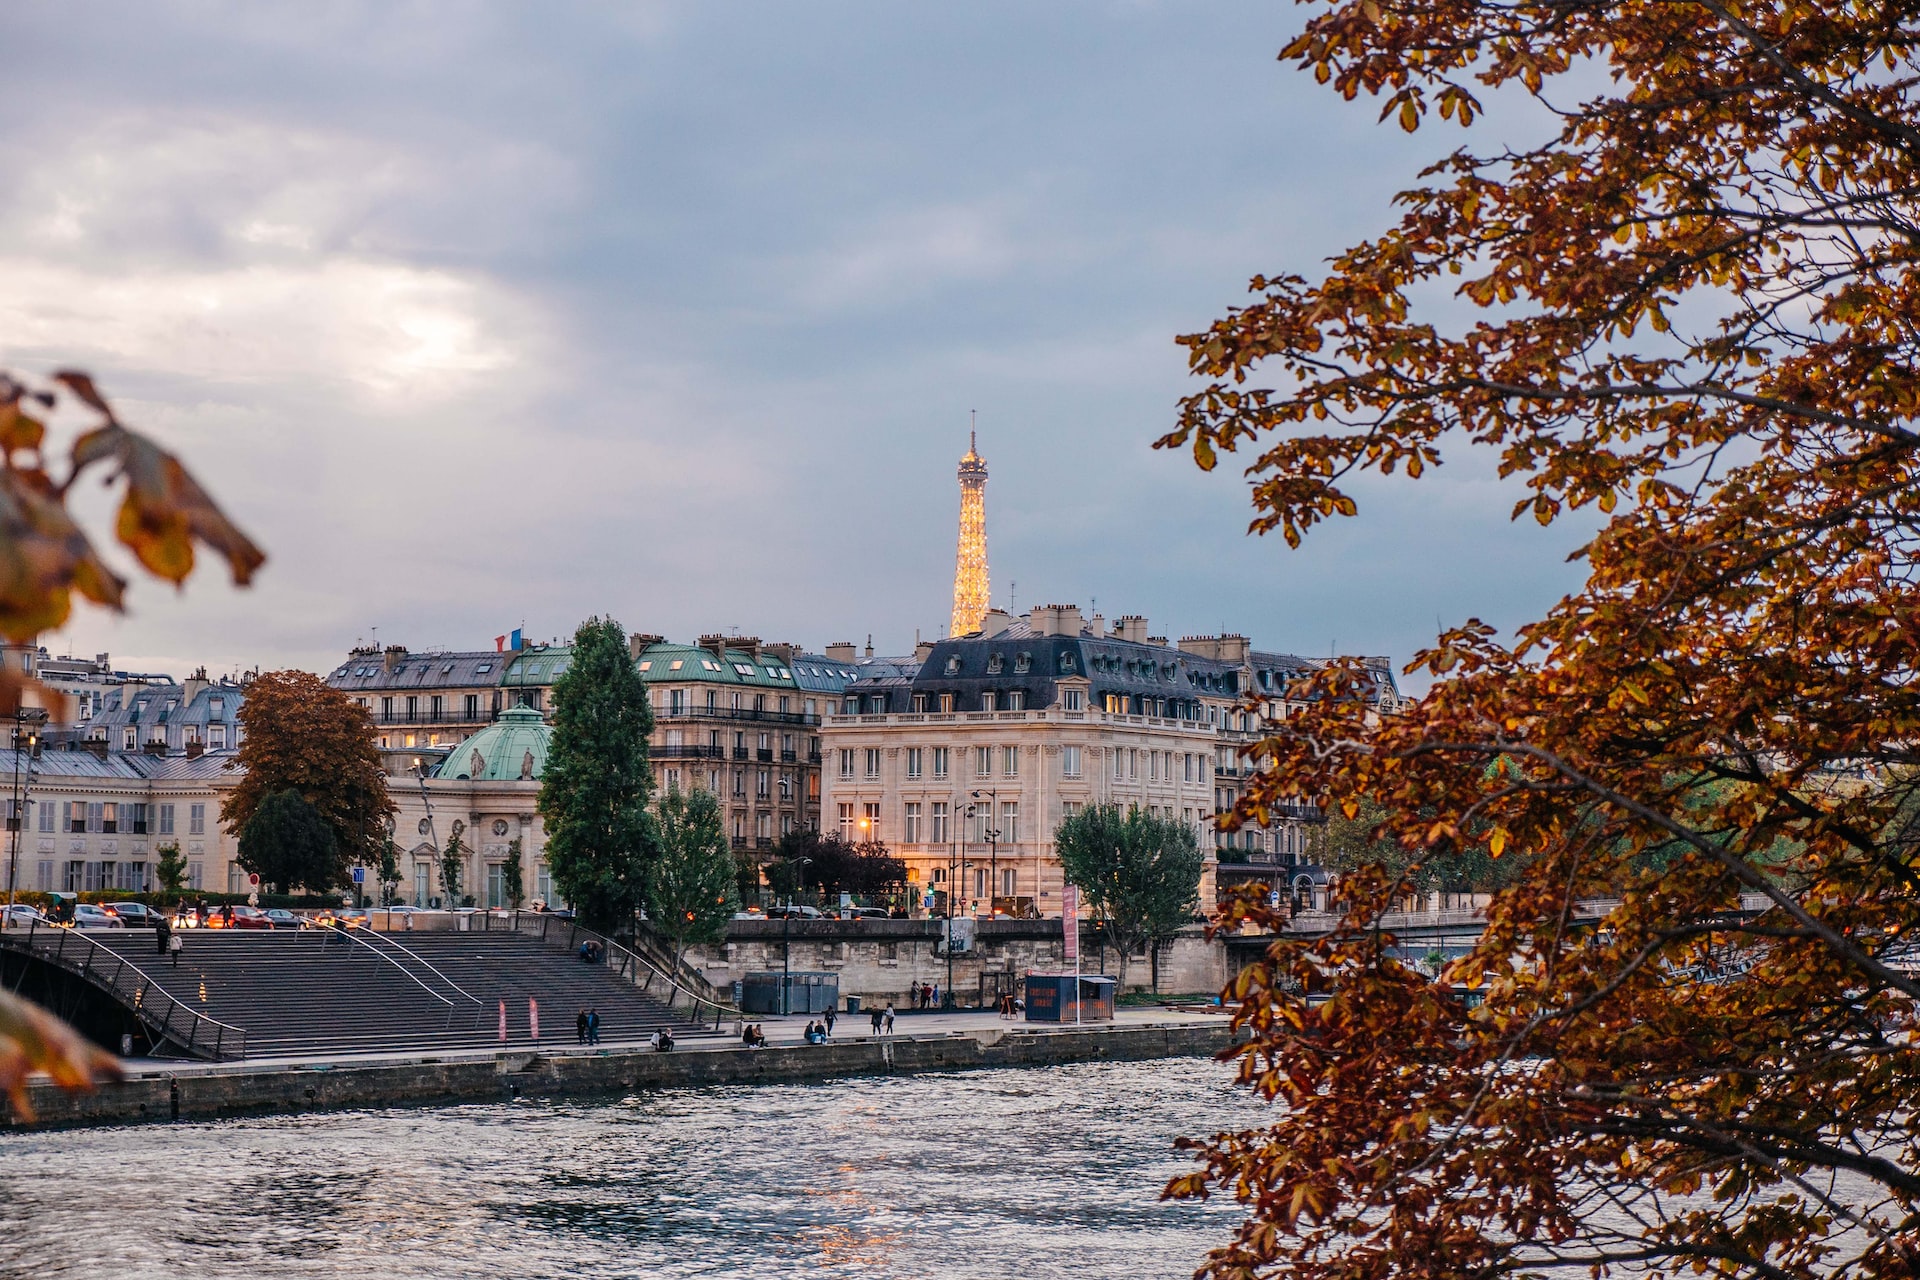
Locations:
945;656;961;675
1058;653;1076;673
1014;652;1031;673
986;654;1004;675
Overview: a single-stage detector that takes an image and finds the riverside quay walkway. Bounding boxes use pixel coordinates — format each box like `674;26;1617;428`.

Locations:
0;921;714;1061
7;1007;1238;1130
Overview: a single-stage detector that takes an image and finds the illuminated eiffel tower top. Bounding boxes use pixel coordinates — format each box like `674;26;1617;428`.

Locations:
949;429;990;637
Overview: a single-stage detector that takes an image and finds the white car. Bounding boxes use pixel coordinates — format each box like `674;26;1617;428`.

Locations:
73;904;124;929
0;904;45;927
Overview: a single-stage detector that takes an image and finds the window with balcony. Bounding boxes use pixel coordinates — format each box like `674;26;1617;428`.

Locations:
1000;802;1019;843
122;726;136;751
65;801;84;833
210;724;227;750
904;802;920;843
1006;690;1025;711
931;802;948;843
1001;867;1017;897
1063;689;1084;711
757;770;770;797
465;694;479;719
912;693;929;713
430;695;444;719
939;693;955;713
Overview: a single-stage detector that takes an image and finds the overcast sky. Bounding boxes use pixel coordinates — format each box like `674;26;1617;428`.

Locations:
0;3;1589;686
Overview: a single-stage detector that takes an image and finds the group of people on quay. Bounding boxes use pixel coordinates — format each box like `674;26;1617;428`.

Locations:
574;1008;602;1044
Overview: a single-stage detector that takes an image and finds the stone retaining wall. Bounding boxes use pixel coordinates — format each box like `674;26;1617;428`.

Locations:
7;1020;1239;1132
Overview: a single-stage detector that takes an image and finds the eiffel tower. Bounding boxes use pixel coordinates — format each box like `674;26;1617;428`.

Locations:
949;430;990;637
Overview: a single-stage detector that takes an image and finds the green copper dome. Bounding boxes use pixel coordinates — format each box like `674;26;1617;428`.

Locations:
435;704;552;782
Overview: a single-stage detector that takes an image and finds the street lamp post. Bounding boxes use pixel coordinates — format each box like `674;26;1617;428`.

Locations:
4;708;43;929
780;855;812;1016
970;789;998;917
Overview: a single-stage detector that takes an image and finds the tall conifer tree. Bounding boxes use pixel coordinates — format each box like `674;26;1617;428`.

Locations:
537;617;657;932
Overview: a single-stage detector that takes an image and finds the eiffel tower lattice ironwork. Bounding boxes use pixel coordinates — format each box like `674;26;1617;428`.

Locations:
949;430;990;637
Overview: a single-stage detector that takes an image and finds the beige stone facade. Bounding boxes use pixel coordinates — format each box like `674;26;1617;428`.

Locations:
823;703;1220;915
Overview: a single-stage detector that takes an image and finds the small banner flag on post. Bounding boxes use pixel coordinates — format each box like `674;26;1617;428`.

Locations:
529;997;539;1041
1062;884;1079;965
498;1000;507;1041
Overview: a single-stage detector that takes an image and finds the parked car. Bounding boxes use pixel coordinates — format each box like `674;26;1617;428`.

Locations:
263;908;303;930
765;904;823;920
837;906;890;921
104;902;165;928
0;904;45;927
73;904;124;929
226;905;273;930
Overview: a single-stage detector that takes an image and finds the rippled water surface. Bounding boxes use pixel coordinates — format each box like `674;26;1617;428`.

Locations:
0;1058;1259;1279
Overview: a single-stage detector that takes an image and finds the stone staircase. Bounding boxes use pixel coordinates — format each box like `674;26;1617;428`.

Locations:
85;929;716;1059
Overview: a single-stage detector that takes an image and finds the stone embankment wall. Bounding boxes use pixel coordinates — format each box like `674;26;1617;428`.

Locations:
8;1020;1238;1131
690;920;1231;1006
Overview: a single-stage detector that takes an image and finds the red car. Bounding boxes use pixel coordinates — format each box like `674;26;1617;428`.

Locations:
226;905;274;930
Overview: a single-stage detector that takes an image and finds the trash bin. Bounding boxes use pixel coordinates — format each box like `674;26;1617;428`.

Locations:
845;995;862;1014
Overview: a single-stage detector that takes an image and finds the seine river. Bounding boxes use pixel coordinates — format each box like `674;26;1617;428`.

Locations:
0;1058;1260;1279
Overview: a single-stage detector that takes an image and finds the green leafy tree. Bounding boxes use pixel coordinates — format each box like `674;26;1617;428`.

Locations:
646;786;738;1003
500;837;525;909
237;789;340;893
1054;805;1203;990
439;831;463;907
153;842;188;899
376;836;400;908
538;617;658;932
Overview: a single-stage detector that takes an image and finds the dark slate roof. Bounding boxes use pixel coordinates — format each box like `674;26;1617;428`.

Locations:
328;650;507;692
79;683;245;744
789;654;857;695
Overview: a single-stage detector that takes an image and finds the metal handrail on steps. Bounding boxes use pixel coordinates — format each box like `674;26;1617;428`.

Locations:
355;929;486;1006
318;923;471;1031
0;922;247;1060
477;910;733;1030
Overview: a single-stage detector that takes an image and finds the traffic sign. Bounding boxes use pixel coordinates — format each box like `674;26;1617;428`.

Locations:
351;866;366;885
248;873;260;887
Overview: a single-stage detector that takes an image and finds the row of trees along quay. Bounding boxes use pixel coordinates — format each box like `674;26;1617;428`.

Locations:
1148;0;1920;1273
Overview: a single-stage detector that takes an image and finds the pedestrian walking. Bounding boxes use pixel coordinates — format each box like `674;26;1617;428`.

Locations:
576;1008;589;1045
220;902;233;927
195;898;207;927
931;982;940;1009
587;1008;601;1045
869;1007;883;1035
883;1003;895;1035
823;1007;836;1038
168;929;183;967
154;915;170;958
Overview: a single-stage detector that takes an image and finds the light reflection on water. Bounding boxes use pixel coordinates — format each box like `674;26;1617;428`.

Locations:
0;1058;1258;1279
